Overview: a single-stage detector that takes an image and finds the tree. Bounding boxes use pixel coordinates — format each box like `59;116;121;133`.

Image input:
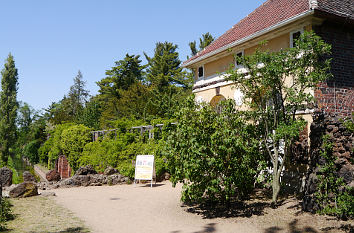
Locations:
189;32;214;57
144;41;188;89
0;54;19;165
69;70;89;117
97;54;145;124
76;97;102;130
226;31;332;204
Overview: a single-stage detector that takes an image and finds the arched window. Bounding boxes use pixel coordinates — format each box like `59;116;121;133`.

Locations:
210;95;226;113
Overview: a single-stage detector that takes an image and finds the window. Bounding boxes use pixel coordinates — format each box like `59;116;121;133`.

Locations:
290;29;303;48
198;66;204;79
235;50;244;68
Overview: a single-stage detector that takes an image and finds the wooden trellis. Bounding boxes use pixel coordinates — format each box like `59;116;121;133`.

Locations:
91;123;175;142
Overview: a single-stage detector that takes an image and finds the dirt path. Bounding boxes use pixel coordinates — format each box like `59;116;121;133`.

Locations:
34;164;49;182
52;182;353;233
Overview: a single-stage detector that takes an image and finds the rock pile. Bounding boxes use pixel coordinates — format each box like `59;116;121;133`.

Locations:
39;165;130;189
302;112;353;212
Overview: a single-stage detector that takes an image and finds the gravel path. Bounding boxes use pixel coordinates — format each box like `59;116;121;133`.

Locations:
34;164;48;182
53;182;259;233
52;181;353;233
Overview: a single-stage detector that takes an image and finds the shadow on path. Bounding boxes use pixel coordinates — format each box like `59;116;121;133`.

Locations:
264;219;319;233
27;227;89;233
184;200;270;219
170;223;217;233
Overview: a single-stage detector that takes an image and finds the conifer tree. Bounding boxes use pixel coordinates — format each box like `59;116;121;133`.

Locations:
0;54;19;165
69;70;89;117
189;32;214;57
144;42;187;89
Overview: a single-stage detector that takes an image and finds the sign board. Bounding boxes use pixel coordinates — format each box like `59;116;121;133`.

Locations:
134;155;154;181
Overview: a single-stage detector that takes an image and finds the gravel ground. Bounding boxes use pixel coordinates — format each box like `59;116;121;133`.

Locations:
51;181;353;233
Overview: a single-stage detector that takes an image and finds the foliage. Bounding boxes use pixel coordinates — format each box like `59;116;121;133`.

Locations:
0;54;19;166
315;136;354;219
145;41;189;89
60;124;91;171
97;54;145;125
226;31;332;203
69;70;90;118
41;123;73;168
343;113;354;133
165;96;262;204
78;118;171;178
23;140;41;164
189;32;214;57
45;71;90;125
0;198;14;230
76;97;102;130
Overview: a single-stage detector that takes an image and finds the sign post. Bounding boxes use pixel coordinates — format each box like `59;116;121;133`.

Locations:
134;155;155;187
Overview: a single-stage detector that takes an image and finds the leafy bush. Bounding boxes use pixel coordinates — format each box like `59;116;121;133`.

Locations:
165;97;262;204
316;136;354;219
60;124;91;171
46;123;74;168
0;198;14;230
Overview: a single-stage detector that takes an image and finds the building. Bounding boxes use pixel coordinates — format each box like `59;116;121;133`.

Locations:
183;0;353;119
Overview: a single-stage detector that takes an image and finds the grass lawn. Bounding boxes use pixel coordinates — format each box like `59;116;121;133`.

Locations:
5;196;90;233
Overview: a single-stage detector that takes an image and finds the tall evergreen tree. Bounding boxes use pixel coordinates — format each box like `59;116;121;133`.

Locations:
144;41;187;89
96;54;145;125
69;70;89;117
0;54;19;165
189;32;214;57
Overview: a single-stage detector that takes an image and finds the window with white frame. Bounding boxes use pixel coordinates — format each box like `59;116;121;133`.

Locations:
235;50;244;68
290;29;303;48
197;66;204;79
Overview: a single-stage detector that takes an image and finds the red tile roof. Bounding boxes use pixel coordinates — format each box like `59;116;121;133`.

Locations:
183;0;353;67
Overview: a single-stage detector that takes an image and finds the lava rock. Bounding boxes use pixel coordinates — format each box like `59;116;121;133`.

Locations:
46;169;61;182
89;174;107;184
58;177;81;187
72;175;91;186
9;182;38;198
40;191;56;197
0;167;13;187
104;166;118;176
75;165;97;175
23;171;36;182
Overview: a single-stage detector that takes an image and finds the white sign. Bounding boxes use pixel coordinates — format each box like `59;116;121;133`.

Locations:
135;155;154;180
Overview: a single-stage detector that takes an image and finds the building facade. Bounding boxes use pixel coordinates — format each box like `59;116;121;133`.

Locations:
183;0;353;119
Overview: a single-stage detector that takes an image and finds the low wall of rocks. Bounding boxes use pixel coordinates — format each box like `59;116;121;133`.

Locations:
302;112;353;212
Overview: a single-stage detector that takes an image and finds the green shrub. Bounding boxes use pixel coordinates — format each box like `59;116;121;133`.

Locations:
165;97;262;204
0;198;14;230
60;124;91;171
45;123;74;168
316;136;354;219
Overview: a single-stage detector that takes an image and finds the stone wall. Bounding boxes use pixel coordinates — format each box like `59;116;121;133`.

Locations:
302;112;353;212
56;155;71;179
313;20;354;117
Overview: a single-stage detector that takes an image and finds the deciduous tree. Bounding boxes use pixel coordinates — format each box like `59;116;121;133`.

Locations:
226;31;332;204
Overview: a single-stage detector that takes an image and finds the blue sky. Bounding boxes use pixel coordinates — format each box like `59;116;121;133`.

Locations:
0;0;264;111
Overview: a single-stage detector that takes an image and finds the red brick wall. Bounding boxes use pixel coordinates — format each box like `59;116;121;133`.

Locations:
313;20;354;117
56;155;71;179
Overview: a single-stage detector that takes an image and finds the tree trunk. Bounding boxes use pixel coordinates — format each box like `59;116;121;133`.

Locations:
272;171;280;205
